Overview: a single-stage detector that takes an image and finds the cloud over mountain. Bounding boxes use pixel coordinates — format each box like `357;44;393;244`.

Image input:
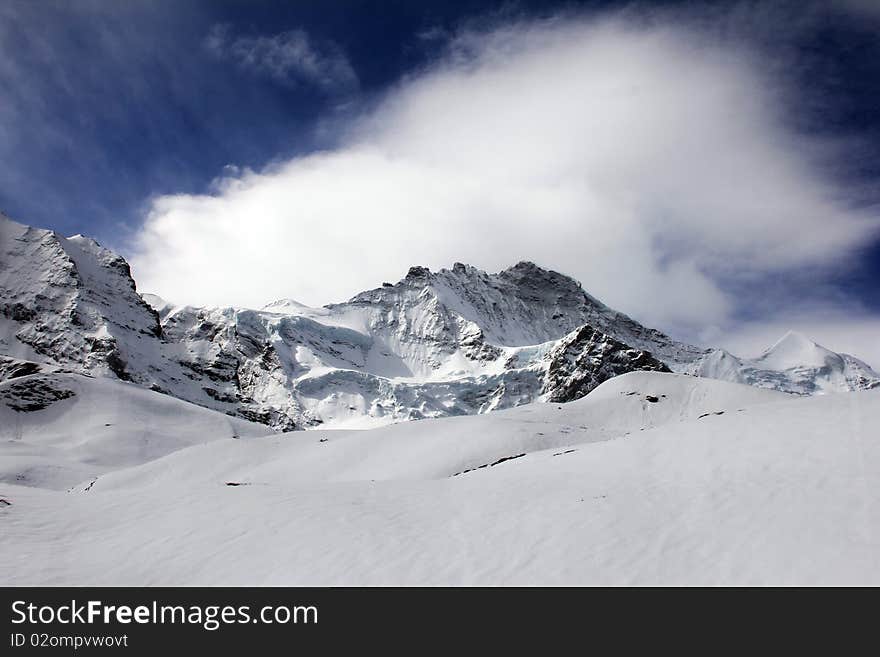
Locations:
132;11;880;339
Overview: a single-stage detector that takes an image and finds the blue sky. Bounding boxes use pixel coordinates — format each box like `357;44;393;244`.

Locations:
2;0;563;239
2;0;880;361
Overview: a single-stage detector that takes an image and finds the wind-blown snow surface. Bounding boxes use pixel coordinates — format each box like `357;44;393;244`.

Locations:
0;370;270;490
2;371;878;585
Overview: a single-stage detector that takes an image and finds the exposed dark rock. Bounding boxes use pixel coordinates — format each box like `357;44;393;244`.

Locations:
1;375;75;411
86;337;131;381
0;357;42;380
543;324;670;403
104;351;131;381
489;453;526;467
452;453;526;477
235;408;298;432
1;302;37;322
406;266;431;279
203;387;239;404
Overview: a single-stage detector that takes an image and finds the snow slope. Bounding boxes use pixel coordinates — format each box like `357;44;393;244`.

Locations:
84;372;786;490
0;369;270;490
2;372;877;585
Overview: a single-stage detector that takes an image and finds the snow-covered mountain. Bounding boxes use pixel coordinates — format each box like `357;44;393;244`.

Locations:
2;213;878;430
694;331;880;395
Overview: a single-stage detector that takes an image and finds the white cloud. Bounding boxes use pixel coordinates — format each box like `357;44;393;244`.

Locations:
133;12;880;349
204;24;358;94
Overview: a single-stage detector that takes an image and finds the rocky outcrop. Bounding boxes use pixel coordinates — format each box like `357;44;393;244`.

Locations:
543;325;670;402
1;374;75;412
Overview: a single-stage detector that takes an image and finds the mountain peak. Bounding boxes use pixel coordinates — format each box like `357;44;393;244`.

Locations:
773;330;814;347
262;298;315;314
405;265;431;280
500;260;559;278
504;260;545;273
393;261;578;290
498;261;583;291
757;331;835;370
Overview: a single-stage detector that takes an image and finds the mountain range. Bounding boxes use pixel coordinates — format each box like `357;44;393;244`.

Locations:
2;212;878;430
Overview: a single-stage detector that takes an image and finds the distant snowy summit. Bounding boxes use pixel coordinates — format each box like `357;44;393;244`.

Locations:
694;331;879;395
1;213;878;429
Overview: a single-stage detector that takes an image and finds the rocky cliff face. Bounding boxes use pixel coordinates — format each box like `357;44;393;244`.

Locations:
2;213;878;430
0;217;161;381
542;325;671;402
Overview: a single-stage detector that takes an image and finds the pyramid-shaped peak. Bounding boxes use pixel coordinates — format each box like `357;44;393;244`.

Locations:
767;331;828;354
773;330;817;347
758;331;835;370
